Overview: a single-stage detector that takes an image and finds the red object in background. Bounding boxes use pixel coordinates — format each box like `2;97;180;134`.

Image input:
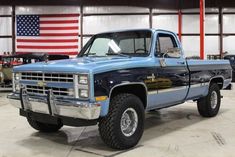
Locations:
200;0;205;60
178;10;182;42
11;61;23;66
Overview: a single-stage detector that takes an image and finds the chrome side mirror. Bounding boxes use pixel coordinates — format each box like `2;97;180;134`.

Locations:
163;47;181;58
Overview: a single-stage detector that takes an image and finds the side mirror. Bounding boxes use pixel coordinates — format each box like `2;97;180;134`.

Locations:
163;47;181;58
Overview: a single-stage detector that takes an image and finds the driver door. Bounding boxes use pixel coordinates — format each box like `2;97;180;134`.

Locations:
153;32;189;107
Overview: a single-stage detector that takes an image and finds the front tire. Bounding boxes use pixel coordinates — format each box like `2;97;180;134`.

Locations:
27;117;63;133
197;83;221;117
98;93;145;150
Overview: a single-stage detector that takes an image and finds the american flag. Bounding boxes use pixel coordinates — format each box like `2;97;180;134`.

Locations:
16;14;80;55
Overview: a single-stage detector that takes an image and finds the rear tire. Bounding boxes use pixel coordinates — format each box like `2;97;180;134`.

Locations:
27;117;63;133
197;83;221;117
225;84;232;90
98;93;145;150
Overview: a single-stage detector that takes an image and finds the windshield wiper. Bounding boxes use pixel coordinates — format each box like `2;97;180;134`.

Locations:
106;52;131;58
84;53;99;57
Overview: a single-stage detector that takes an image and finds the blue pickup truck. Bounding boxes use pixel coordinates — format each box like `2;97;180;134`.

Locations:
8;29;232;149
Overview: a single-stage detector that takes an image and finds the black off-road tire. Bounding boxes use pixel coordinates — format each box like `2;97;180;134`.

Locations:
27;117;63;133
98;93;145;150
197;83;221;117
225;84;232;90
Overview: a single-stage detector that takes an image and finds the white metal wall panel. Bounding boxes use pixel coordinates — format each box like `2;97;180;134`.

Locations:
182;8;218;13
224;36;235;54
182;14;218;34
182;36;200;57
182;15;200;33
0;17;12;35
182;8;199;13
0;6;12;15
205;15;219;33
83;6;148;13
182;36;219;57
205;8;219;12
16;6;80;14
152;15;178;32
224;15;235;33
83;6;149;34
0;7;12;53
205;36;219;55
83;15;149;34
152;9;177;13
223;8;235;12
223;9;235;55
0;39;12;53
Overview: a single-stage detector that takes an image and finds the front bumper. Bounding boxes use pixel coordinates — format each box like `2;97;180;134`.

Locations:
7;92;101;120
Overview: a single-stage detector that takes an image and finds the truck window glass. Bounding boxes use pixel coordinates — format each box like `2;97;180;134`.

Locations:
119;38;151;54
89;38;111;56
156;34;180;58
81;30;152;57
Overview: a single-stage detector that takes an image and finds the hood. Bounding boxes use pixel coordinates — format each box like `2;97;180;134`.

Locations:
13;56;154;74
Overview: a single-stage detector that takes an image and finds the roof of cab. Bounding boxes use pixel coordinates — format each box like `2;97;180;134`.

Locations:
94;28;176;36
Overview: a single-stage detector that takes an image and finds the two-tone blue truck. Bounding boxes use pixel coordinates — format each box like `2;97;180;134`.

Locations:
8;29;232;149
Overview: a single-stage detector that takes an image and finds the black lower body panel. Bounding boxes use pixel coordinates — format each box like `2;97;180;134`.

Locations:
20;109;98;127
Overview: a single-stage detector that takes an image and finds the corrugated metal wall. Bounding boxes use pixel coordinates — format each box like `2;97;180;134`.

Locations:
0;6;234;57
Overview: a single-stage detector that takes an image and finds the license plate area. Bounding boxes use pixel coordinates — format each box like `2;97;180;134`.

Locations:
20;88;50;114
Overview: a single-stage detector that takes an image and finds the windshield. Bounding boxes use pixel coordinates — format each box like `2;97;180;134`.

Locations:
79;30;152;57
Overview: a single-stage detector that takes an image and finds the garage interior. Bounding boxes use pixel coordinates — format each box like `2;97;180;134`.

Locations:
0;0;235;156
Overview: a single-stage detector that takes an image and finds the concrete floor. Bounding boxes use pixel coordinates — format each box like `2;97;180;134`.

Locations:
0;88;235;157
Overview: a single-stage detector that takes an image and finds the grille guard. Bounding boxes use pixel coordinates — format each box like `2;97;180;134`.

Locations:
8;90;101;120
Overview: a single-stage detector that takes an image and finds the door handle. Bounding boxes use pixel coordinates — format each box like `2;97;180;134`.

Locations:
159;58;167;67
177;61;185;65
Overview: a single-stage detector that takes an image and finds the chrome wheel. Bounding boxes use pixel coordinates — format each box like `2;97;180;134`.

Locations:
120;108;138;137
211;91;218;109
197;83;221;117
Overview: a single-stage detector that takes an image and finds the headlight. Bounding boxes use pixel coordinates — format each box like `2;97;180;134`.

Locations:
79;89;89;98
75;74;89;98
78;75;88;84
13;73;20;92
15;73;20;80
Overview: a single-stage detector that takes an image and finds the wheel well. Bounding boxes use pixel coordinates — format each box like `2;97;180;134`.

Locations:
110;84;147;109
210;77;223;89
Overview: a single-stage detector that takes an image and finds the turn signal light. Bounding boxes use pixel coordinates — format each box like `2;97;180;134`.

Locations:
95;96;108;101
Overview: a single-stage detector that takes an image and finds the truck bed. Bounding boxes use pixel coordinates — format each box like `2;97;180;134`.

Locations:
185;59;231;100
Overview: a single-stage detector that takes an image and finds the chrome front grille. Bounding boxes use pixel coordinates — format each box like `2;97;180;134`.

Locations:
21;72;73;83
20;72;74;97
26;85;73;97
21;72;43;81
44;73;73;82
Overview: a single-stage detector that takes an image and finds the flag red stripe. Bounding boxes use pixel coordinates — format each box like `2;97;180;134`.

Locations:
17;45;78;49
40;26;79;30
40;14;80;18
16;52;79;55
40;20;79;24
40;33;79;36
17;39;79;43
